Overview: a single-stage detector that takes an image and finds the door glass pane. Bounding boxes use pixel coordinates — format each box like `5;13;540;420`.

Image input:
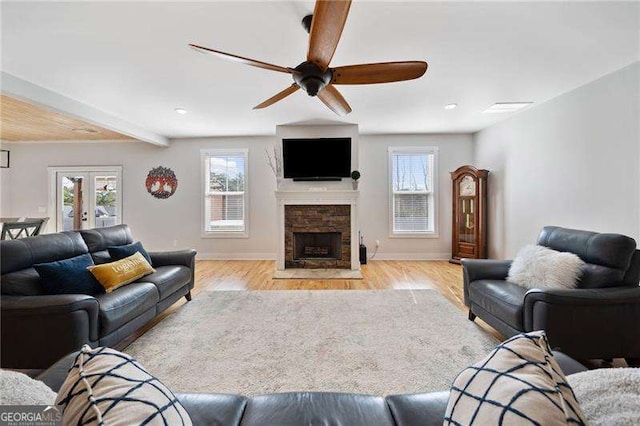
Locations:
94;175;118;228
61;176;85;231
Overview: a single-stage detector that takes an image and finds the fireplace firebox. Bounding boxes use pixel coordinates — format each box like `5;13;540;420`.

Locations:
294;232;342;260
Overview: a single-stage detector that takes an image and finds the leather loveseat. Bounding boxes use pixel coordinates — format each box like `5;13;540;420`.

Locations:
463;226;640;363
0;225;196;370
36;350;587;426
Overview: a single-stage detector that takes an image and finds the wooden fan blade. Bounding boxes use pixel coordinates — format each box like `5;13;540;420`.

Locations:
254;84;300;110
332;61;428;85
307;0;352;71
189;44;293;74
317;85;352;116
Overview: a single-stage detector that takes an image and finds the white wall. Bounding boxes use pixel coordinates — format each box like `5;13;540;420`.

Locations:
473;62;640;258
358;134;473;259
1;131;473;260
1;137;279;258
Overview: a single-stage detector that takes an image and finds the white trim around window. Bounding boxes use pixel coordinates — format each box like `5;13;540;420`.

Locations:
388;146;439;238
201;148;249;238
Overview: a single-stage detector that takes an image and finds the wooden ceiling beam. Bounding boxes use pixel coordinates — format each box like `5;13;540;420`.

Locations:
1;72;169;146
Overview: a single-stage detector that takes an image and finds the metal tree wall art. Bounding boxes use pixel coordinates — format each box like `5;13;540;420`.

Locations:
145;166;178;199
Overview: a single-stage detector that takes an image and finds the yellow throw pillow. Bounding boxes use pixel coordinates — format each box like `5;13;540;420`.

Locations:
88;252;155;293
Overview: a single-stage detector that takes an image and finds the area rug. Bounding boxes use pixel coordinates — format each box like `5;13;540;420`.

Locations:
125;290;498;395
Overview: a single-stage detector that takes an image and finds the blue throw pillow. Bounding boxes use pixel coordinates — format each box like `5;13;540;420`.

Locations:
108;241;152;265
34;253;105;295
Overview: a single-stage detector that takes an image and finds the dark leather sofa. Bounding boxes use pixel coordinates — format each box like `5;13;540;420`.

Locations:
463;226;640;362
1;225;196;370
36;350;587;426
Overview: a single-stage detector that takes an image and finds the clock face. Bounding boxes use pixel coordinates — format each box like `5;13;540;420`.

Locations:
460;175;476;196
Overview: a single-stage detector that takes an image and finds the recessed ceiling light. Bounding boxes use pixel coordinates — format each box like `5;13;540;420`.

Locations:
482;102;532;114
444;103;457;110
174;108;188;115
71;128;99;134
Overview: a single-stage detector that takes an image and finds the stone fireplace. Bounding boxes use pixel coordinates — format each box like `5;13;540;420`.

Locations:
276;189;359;271
285;205;350;269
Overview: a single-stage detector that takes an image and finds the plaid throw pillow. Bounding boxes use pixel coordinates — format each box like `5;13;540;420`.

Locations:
56;346;192;425
444;331;587;425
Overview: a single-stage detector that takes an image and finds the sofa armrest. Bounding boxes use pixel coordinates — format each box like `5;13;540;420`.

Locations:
1;295;99;369
461;259;512;306
524;286;640;308
176;393;248;426
386;391;449;426
149;249;197;291
551;351;588;376
2;294;99;317
149;249;197;269
523;286;640;359
36;351;80;392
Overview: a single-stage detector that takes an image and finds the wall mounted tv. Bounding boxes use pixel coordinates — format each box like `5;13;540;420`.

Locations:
282;137;351;181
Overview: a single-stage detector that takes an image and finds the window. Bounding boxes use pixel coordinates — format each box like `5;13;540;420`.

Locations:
389;147;438;236
202;149;248;237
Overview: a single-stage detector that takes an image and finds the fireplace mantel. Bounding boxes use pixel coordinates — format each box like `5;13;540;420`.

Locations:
275;189;360;271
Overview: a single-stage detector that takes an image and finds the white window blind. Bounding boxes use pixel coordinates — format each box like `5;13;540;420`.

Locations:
389;148;437;235
203;150;247;235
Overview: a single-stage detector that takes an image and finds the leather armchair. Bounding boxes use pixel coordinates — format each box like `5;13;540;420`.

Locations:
463;226;640;363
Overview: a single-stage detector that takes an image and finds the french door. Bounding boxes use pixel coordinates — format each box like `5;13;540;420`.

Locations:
48;166;123;232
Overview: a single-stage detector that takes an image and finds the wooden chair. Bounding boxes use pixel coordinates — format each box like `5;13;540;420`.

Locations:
1;219;47;240
25;217;50;234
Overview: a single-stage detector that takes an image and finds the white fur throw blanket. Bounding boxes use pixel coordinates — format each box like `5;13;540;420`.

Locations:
0;369;57;405
568;368;640;425
508;244;584;289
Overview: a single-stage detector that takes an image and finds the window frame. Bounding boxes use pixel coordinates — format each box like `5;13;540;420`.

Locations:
388;146;439;238
201;148;249;238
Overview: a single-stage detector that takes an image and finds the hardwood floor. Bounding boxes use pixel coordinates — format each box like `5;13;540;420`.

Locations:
196;259;463;303
121;260;503;348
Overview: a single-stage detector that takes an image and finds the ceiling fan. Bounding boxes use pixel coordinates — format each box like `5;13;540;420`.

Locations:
189;0;428;116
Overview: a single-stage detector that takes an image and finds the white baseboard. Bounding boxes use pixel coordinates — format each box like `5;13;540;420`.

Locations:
197;253;276;260
197;253;449;261
369;252;451;260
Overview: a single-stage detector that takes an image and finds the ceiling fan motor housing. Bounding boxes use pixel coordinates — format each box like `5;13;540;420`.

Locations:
293;61;332;96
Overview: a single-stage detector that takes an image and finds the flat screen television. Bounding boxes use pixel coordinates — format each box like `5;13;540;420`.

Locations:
282;137;351;181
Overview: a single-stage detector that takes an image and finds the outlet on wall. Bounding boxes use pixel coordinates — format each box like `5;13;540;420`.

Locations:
375;239;380;248
173;240;178;247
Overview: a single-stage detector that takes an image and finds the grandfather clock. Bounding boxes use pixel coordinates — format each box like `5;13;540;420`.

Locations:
450;166;489;264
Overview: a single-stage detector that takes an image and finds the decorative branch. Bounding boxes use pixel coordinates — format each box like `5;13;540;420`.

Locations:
265;145;282;177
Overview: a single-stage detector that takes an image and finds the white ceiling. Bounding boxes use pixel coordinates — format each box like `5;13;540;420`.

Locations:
2;1;639;138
